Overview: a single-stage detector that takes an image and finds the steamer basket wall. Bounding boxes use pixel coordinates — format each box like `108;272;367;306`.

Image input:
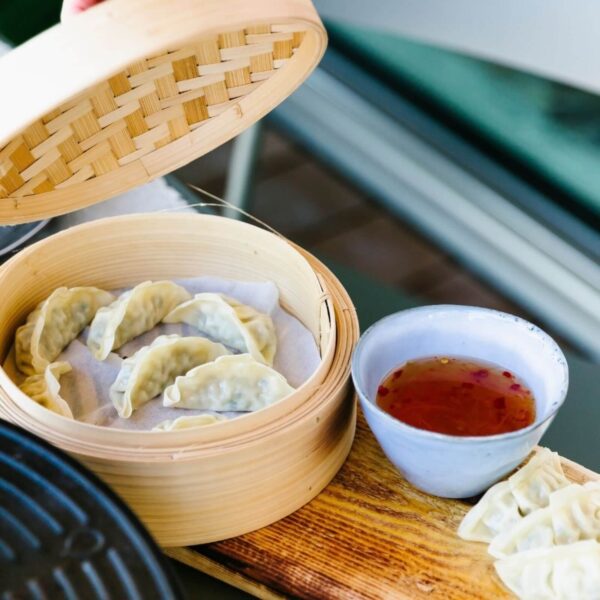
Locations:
0;213;359;545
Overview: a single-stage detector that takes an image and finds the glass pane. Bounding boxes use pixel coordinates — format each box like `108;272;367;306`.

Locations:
0;0;61;45
329;22;600;220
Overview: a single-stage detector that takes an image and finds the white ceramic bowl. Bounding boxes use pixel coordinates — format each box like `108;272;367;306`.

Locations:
351;305;569;498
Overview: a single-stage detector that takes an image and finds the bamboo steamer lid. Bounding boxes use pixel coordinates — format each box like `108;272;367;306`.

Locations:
0;0;327;224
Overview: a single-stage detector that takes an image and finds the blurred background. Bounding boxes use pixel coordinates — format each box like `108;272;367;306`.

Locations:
0;0;600;446
1;0;599;360
1;1;598;595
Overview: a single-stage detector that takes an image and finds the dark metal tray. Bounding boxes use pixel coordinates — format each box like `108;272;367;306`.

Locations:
0;420;182;599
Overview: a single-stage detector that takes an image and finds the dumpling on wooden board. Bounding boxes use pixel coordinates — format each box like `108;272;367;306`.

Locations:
88;281;191;360
457;481;522;544
109;334;229;418
163;293;276;366
489;482;600;558
15;287;114;374
510;447;571;515
19;361;73;418
494;539;600;600
163;354;294;412
458;448;569;543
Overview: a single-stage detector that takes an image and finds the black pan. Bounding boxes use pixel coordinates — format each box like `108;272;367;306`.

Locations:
0;420;182;599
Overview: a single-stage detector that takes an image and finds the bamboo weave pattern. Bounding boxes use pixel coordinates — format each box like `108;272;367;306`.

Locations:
0;25;305;200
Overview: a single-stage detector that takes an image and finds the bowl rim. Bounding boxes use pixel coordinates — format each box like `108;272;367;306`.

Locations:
351;304;569;445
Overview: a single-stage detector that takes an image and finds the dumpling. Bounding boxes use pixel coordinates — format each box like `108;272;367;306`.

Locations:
15;287;114;374
489;482;600;558
163;354;294;411
458;448;569;543
553;481;600;545
509;448;570;515
151;413;227;432
18;362;73;418
88;281;191;360
109;335;229;418
163;293;276;366
458;481;522;543
494;539;600;600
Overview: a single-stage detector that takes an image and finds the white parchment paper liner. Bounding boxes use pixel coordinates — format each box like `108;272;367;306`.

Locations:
6;277;321;431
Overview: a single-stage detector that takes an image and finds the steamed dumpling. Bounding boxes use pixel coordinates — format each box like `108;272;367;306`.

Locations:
88;281;191;360
489;482;600;558
458;448;569;543
163;293;276;365
19;361;73;418
163;354;294;411
509;448;570;515
458;481;522;543
15;287;114;374
151;413;227;432
494;540;600;600
109;334;229;418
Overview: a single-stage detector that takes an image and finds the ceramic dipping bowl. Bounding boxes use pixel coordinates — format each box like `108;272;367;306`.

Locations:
351;305;569;498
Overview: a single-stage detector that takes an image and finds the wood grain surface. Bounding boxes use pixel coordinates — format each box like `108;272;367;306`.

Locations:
167;408;599;599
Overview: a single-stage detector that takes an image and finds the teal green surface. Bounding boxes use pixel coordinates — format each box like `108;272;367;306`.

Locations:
169;561;251;600
0;0;61;45
329;22;600;217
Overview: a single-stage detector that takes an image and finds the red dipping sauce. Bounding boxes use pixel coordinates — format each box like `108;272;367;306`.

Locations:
376;356;536;436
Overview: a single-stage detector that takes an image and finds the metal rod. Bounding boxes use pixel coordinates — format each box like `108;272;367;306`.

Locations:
223;121;263;220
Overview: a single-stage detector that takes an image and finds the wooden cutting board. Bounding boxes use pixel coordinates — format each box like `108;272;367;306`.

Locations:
166;406;599;599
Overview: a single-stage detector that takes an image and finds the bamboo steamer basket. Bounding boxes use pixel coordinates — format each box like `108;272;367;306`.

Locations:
0;0;360;547
0;214;359;546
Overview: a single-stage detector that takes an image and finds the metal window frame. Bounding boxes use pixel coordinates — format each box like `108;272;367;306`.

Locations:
269;53;600;360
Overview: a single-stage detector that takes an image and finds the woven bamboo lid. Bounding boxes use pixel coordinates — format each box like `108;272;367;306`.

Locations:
0;0;326;225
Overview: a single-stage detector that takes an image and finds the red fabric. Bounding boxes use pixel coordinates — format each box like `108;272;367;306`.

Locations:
61;0;104;20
